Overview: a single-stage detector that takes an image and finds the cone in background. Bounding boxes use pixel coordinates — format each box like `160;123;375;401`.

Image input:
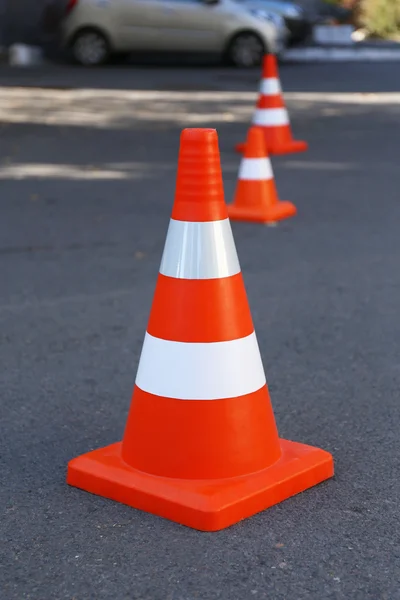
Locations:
229;126;296;224
236;54;308;155
67;128;333;532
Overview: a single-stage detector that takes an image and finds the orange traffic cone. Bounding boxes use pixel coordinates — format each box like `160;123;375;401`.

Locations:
236;54;308;156
67;128;333;532
229;126;296;224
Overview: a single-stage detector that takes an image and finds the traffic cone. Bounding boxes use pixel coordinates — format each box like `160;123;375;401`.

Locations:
236;54;308;156
229;126;296;224
67;128;333;532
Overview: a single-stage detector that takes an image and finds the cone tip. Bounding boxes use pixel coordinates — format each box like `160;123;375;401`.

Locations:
173;128;226;222
244;126;269;159
180;128;218;143
262;54;278;78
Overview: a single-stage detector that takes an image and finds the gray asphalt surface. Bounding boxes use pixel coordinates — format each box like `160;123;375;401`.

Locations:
1;62;400;600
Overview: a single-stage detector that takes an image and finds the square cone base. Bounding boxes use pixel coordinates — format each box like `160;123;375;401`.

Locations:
269;140;308;156
228;201;297;224
235;140;308;156
67;439;334;532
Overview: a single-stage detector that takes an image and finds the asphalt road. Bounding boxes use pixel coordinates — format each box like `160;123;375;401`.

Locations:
1;62;400;600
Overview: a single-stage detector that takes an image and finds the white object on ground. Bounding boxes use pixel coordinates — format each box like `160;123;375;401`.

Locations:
352;29;368;42
9;44;43;67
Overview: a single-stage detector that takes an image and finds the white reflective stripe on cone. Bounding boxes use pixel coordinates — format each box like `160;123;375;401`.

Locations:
253;108;289;126
239;158;273;181
260;78;281;96
135;332;266;400
159;218;241;280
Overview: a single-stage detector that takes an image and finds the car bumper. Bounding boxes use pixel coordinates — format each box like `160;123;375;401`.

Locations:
273;23;290;53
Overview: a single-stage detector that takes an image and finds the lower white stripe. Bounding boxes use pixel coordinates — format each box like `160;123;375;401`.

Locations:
239;158;273;181
253;108;288;126
260;78;281;96
135;332;266;400
159;218;241;280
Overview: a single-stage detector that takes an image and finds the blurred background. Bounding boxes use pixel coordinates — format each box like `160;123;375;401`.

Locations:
1;0;398;67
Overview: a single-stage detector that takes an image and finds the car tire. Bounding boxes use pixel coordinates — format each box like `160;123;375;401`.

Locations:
71;29;110;66
226;32;266;68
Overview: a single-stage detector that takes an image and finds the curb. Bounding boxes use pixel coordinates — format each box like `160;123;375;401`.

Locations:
282;46;400;63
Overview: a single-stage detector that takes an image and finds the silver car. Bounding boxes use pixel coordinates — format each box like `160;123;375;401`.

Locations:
62;0;288;67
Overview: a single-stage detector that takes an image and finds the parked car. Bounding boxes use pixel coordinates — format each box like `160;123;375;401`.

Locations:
62;0;289;67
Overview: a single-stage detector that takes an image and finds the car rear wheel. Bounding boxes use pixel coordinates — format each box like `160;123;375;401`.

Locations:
226;32;265;68
71;29;110;66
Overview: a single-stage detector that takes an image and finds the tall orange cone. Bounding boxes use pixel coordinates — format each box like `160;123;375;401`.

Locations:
67;128;333;532
229;126;296;224
236;54;308;155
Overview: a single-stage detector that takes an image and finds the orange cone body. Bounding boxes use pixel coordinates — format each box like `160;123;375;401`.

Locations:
229;126;296;223
67;128;333;532
236;54;308;156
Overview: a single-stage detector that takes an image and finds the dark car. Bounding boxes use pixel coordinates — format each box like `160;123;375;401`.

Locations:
239;0;352;45
236;0;311;44
294;0;352;22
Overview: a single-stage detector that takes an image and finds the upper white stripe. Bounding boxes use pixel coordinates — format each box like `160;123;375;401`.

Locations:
253;108;289;126
159;218;241;280
135;332;266;400
239;158;273;181
260;78;281;95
